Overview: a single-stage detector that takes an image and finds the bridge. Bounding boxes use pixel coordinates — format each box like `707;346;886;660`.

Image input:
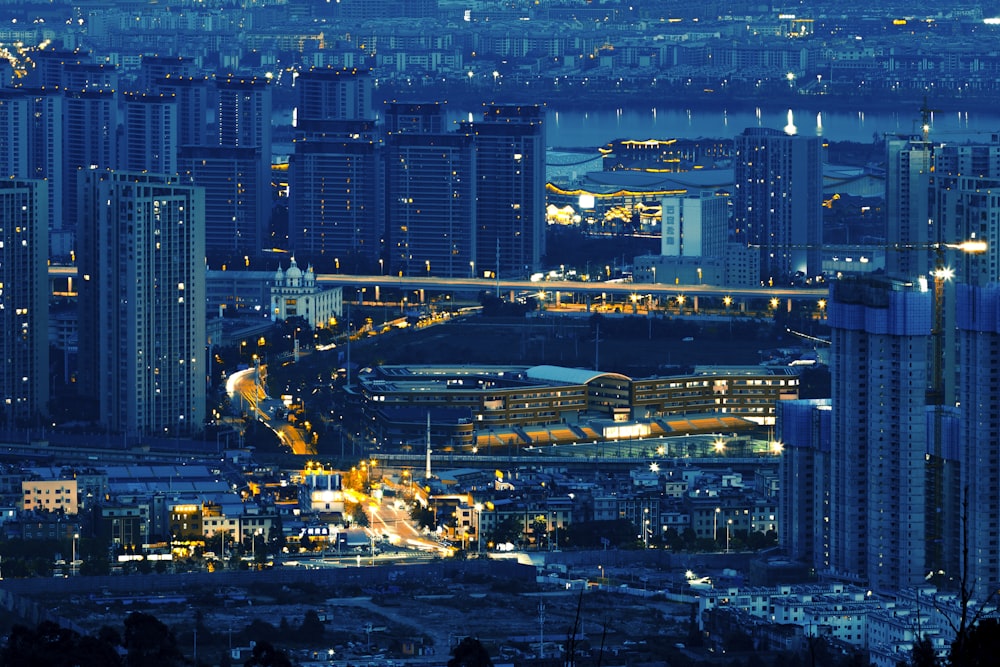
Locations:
49;265;828;306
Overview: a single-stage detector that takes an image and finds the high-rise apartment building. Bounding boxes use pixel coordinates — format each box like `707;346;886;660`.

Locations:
0;89;65;257
777;399;831;571
151;76;211;149
385;105;475;278
465;105;545;279
137;55;203;93
733;127;823;284
294;68;373;126
0;179;49;426
121;93;178;174
660;190;727;259
827;276;933;593
206;77;272;258
956;283;1000;600
178;146;267;258
77;171;205;437
214;76;272;152
63;89;118;247
289;134;382;269
287;69;380;270
885;136;934;278
934;142;1000;287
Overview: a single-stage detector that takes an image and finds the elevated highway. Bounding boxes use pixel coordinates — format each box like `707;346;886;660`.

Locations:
50;265;827;304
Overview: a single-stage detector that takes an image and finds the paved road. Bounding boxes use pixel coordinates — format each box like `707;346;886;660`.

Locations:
227;367;315;455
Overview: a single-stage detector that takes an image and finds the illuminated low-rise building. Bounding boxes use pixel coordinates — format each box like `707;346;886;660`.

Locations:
22;479;79;515
359;363;799;449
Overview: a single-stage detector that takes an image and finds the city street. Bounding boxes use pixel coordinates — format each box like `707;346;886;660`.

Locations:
226;367;315;455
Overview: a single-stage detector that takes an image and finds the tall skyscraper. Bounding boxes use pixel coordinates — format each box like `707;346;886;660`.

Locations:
0;89;65;257
886;135;934;278
287;69;380;270
0;179;49;426
121;92;178;174
151;76;211;149
77;171;205;437
214;76;272;152
465;105;546;279
827;276;933;593
63;89;117;250
289;131;382;269
733;127;823;285
385;104;475;278
777;399;831;571
934;142;1000;287
137;55;202;93
956;283;1000;599
206;77;272;258
178;146;266;258
294;67;373;126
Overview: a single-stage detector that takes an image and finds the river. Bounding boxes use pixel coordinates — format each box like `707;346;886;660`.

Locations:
452;105;1000;147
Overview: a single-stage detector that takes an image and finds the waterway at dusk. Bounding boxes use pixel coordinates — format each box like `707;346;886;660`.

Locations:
452;105;1000;147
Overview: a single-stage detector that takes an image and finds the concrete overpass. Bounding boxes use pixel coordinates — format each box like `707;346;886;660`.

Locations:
49;265;828;309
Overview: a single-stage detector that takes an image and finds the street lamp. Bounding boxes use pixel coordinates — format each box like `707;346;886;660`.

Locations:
72;532;79;574
726;519;733;553
713;507;720;543
643;508;650;549
474;503;484;556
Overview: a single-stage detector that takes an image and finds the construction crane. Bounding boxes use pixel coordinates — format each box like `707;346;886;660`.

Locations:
918;96;942;142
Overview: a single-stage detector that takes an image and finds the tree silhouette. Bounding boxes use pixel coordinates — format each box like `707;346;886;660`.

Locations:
123;611;184;667
447;637;492;667
949;618;1000;667
1;621;121;667
908;634;937;667
243;640;293;667
297;610;325;641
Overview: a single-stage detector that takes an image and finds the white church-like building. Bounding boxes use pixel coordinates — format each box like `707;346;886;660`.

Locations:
270;257;342;329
